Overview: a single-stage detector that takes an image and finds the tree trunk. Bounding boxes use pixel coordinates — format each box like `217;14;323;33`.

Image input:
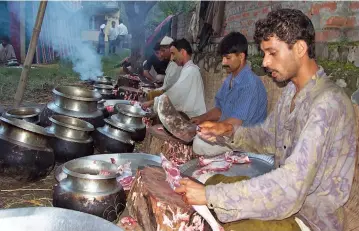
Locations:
123;1;156;74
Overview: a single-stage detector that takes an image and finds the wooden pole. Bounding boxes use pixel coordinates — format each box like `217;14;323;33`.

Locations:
14;0;48;107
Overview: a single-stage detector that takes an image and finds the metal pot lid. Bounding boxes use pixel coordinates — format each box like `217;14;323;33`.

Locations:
156;94;197;143
62;158;118;180
97;123;134;144
103;100;131;107
4;107;41;118
0;207;123;231
47;102;103;118
53;86;102;102
110;114;145;130
103;118;135;132
55;153;161;182
49;115;94;132
46;127;93;143
115;104;147;118
0;116;53;137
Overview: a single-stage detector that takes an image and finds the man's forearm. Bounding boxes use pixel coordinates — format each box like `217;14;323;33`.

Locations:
143;70;154;82
201;107;222;121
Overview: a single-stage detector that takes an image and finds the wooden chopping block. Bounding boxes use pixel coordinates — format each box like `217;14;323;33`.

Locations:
143;125;196;165
127;166;208;231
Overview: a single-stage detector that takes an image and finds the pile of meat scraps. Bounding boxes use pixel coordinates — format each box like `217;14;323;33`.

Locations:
193;151;250;183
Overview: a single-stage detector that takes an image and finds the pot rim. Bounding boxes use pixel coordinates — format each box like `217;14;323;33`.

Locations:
0;116;53;137
110;114;145;130
49;115;95;132
115;104;147;118
4;107;41;118
94;84;114;90
62;159;117;180
53;86;102;102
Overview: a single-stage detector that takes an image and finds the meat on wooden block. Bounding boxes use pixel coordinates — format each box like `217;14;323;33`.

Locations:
127;166;208;231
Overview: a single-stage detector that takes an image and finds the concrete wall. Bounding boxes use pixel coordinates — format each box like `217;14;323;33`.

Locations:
173;1;359;108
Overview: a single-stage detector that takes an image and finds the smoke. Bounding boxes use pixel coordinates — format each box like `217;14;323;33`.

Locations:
19;1;104;80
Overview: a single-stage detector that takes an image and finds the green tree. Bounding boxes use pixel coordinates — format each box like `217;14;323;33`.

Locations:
157;1;196;16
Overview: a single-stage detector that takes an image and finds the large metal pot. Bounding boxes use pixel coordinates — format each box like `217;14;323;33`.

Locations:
53;159;126;222
39;86;104;128
47;115;95;163
93;84;114;99
114;104;147;141
4;107;41;124
0;117;55;181
93;118;134;153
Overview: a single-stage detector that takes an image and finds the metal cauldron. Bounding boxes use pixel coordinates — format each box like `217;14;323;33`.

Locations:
4;107;41;124
0;116;55;181
39;86;104;128
94;84;114;99
93;118;135;153
53;159;126;222
114;104;147;141
47;115;95;163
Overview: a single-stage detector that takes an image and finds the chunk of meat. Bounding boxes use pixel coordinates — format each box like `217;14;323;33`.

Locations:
161;154;224;231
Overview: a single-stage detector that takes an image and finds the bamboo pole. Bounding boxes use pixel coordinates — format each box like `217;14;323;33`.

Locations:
14;1;48;107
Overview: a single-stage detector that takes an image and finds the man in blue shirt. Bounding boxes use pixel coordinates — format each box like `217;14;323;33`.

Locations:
192;32;268;156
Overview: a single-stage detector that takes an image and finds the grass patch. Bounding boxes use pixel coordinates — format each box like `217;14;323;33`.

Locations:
0;51;130;106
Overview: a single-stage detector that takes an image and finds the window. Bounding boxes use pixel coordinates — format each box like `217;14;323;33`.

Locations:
89;15;105;30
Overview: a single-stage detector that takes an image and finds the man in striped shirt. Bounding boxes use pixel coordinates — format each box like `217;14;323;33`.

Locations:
192;32;267;156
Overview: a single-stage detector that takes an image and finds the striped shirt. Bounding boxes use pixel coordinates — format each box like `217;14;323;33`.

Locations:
215;64;267;127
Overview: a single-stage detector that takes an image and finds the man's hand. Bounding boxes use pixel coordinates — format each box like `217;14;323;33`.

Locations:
141;100;154;108
174;178;207;205
197;121;234;143
190;115;204;125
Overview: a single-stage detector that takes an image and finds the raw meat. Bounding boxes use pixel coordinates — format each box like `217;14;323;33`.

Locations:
161;154;224;231
115;161;134;191
199;151;250;167
99;170;112;176
192;161;232;180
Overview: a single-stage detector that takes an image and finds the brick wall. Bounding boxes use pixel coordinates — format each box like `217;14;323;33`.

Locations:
172;1;359;108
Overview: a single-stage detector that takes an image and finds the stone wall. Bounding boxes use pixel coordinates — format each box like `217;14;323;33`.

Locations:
173;1;359;108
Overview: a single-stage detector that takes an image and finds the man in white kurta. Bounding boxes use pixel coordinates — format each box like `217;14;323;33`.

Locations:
153;38;206;118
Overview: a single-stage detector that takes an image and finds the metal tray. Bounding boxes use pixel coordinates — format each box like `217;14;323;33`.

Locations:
180;152;275;178
55;153;161;182
103;100;131;107
0;207;122;231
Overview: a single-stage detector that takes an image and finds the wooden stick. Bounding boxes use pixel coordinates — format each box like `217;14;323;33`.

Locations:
13;1;48;107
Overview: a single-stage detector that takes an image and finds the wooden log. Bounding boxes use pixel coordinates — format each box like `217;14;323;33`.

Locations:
127;166;208;231
143;125;197;165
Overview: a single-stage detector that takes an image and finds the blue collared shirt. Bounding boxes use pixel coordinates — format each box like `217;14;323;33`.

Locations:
215;64;267;127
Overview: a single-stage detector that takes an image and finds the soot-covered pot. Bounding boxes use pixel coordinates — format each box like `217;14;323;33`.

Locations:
93;118;134;153
47;115;95;163
113;104;147;142
0;117;54;181
39;86;104;128
4;107;41;124
97;99;109;118
53;159;126;222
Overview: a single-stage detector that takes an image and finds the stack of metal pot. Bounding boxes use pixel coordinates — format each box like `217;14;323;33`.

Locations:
0;116;55;181
93;76;115;100
93;103;147;153
46;115;95;163
39;86;104;128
